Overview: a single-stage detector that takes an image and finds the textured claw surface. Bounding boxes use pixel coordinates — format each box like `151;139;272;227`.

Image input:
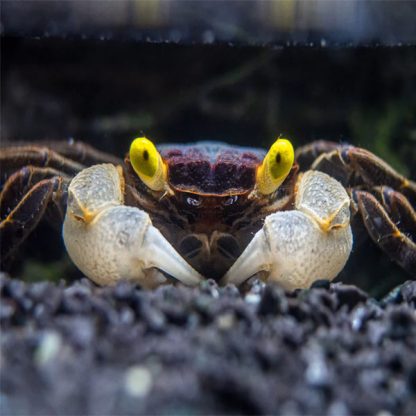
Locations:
223;171;353;290
66;164;123;221
264;210;352;289
63;164;202;287
296;170;350;231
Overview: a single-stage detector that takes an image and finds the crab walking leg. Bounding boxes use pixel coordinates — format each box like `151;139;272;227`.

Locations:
353;190;416;277
222;171;353;290
63;164;203;287
1;176;65;264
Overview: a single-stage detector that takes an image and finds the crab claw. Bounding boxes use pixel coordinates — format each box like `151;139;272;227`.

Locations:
63;164;203;288
222;171;353;290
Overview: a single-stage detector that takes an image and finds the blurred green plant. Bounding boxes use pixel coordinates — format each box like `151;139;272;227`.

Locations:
349;101;416;178
19;257;76;284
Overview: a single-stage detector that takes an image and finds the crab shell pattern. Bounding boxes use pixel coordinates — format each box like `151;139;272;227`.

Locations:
1;139;415;289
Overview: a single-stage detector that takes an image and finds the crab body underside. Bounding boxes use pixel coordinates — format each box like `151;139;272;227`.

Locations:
1;140;415;289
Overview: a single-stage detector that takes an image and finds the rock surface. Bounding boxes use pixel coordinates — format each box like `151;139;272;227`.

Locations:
1;274;415;415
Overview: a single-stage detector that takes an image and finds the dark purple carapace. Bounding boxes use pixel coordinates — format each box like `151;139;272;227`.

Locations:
159;142;266;195
124;142;271;280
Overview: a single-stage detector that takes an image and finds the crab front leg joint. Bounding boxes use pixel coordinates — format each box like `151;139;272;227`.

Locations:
63;164;202;288
222;171;353;290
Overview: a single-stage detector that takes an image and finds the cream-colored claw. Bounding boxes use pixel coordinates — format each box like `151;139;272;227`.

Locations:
222;171;353;290
63;164;203;288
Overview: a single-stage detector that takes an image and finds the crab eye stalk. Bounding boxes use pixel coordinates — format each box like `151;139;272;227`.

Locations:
255;138;294;195
129;137;169;192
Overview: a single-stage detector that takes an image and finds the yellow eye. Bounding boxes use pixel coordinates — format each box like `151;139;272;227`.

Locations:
255;138;294;195
129;137;168;192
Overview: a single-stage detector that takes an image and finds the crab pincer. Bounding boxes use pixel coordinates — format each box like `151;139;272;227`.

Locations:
222;171;353;290
63;164;203;288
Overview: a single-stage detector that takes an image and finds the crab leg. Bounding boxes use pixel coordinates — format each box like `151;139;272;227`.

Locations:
341;147;416;199
0;176;65;264
63;164;203;288
353;190;416;277
222;171;353;290
41;140;122;166
295;140;340;171
312;146;416;204
1;166;71;217
0;146;86;184
374;186;416;237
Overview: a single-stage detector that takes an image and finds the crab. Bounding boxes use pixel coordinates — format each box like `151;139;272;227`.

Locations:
1;138;415;290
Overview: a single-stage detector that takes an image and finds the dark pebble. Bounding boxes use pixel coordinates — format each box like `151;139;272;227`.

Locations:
200;278;220;298
400;281;416;307
192;294;215;321
407;365;416;392
0;300;15;321
113;280;137;301
1;274;416;415
27;281;52;301
142;306;167;333
2;279;25;301
161;303;188;326
310;279;331;290
386;307;416;340
332;283;368;310
257;284;288;316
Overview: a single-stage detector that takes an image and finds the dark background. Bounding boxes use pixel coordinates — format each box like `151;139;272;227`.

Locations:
2;39;416;180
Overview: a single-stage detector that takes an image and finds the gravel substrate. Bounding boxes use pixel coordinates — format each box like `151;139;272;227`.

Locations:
1;274;416;415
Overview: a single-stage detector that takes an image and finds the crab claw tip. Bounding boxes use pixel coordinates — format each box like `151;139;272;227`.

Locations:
143;225;203;286
221;229;270;286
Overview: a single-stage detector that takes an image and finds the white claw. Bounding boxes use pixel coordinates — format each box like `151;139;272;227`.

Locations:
222;171;353;290
63;164;203;288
